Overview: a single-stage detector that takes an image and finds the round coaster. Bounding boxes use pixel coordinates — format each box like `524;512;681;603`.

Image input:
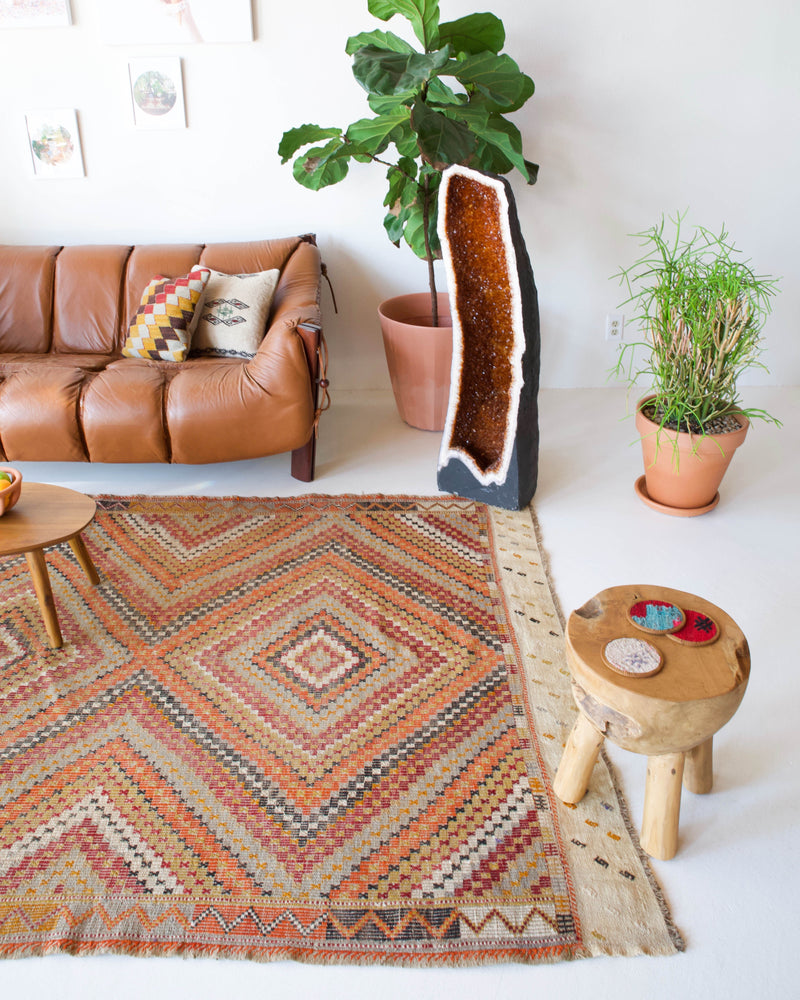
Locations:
603;637;664;678
627;599;685;634
667;608;720;646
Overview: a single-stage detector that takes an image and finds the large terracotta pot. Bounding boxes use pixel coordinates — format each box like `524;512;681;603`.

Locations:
378;292;452;431
635;396;749;515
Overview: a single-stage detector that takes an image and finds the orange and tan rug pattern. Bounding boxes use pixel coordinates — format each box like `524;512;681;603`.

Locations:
0;495;682;964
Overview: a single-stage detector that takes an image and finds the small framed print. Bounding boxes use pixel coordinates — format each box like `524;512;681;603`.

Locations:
25;108;85;178
128;57;186;129
0;0;72;28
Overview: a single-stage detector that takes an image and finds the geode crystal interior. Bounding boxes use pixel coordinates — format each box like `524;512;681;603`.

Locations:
437;165;540;510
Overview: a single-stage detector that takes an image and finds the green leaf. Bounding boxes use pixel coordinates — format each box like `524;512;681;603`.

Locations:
452;52;535;110
345;29;415;56
397;155;418;180
345;107;411;155
367;91;414;114
383;160;418;209
522;158;539;184
395;126;420;158
472;137;513;175
447;108;536;181
368;0;440;50
291;138;351;190
425;75;460;106
402;196;441;260
353;45;451;96
438;13;505;54
411;98;476;169
278;124;342;163
384;208;408;245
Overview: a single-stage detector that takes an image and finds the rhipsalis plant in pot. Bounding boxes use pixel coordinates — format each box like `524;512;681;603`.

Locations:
612;211;780;515
278;0;537;429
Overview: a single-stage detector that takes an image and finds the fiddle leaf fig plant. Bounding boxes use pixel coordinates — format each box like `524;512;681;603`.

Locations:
278;0;538;324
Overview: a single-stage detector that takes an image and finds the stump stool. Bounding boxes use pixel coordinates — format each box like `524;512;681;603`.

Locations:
553;585;749;860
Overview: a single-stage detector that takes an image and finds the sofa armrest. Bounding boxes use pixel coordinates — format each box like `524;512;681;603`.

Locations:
247;238;322;388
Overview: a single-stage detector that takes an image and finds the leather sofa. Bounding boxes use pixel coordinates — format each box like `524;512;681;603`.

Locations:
0;236;327;480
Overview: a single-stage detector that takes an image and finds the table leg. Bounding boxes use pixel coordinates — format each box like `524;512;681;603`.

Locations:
68;532;100;585
641;752;685;860
683;737;714;794
553;712;605;805
24;548;63;649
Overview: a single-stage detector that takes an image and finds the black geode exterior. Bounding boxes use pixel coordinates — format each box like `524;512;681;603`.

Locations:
437;169;540;511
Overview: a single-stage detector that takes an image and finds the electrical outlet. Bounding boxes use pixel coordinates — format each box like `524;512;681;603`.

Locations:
605;313;624;342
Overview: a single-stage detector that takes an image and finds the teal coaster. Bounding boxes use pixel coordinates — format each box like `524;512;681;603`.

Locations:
627;600;685;635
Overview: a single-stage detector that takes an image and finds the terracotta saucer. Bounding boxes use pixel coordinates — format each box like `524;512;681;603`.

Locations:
634;475;720;517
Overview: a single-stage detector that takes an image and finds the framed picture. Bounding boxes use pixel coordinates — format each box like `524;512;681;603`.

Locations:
0;1;72;28
128;57;186;129
103;0;252;44
25;108;85;178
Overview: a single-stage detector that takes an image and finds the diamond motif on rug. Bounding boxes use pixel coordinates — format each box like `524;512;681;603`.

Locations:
277;621;369;690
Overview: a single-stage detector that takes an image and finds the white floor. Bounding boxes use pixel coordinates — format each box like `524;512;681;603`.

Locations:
2;387;797;1000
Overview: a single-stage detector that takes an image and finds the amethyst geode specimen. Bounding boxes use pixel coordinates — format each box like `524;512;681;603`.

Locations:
436;165;540;510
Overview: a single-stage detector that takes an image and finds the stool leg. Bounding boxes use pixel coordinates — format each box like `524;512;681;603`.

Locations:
554;713;605;805
68;533;100;586
25;549;63;649
641;752;685;860
684;737;714;794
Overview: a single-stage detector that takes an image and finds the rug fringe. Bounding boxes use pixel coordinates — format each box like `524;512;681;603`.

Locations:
525;504;686;954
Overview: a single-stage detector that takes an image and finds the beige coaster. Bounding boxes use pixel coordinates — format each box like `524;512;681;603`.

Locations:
603;636;664;677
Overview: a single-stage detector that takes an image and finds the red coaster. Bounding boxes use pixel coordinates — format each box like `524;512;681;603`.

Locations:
627;599;685;634
667;609;719;646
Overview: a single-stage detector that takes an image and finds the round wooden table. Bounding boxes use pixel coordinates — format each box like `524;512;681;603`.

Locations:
0;482;100;648
553;584;750;859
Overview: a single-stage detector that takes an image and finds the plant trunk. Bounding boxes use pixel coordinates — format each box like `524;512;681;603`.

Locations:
421;174;439;326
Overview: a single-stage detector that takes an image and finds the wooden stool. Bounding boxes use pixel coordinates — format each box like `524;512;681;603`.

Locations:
0;482;100;648
553;585;749;860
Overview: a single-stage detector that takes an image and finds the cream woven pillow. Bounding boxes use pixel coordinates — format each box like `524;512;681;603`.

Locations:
190;268;280;359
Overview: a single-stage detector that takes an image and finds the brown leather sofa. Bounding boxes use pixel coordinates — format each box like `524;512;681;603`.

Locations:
0;236;327;480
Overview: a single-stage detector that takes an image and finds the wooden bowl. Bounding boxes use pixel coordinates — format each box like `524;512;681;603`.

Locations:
0;467;22;515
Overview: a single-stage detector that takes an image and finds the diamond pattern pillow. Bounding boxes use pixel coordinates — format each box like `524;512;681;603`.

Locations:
123;267;211;362
190;268;280;359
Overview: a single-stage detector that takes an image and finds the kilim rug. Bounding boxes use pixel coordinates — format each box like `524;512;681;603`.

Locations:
0;495;683;965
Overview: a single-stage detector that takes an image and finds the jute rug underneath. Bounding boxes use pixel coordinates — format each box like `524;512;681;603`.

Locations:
0;496;683;964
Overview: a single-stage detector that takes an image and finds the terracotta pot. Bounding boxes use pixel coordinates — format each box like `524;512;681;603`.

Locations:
635;397;749;514
378;293;452;431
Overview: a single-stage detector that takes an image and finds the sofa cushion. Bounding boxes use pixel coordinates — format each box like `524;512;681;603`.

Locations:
122;267;210;362
0;366;87;461
53;245;131;354
190;268;279;359
82;359;171;463
0;245;60;353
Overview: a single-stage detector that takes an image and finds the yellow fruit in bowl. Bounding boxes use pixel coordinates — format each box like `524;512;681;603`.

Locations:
0;468;21;513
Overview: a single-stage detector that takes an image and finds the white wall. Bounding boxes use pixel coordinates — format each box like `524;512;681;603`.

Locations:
1;0;797;392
